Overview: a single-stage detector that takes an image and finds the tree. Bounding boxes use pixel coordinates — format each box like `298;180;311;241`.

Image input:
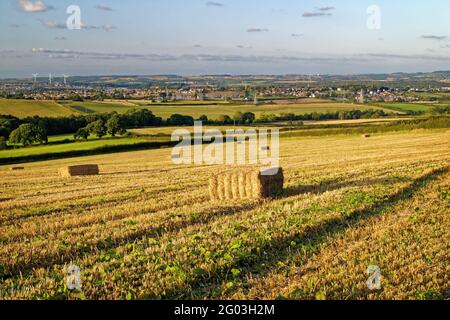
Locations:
86;120;107;138
74;127;90;140
257;113;278;123
217;114;232;125
233;112;243;125
0;136;6;150
8;123;47;146
0;116;20;138
0;126;9;139
167;114;194;126
197;115;209;124
432;106;450;115
124;109;157;127
106;114;126;137
242;112;256;124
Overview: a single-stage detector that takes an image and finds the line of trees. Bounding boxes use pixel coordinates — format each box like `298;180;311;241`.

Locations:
1;106;448;148
0;109;163;147
255;109;391;123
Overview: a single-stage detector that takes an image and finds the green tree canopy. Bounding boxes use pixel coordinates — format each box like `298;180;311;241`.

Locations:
8;123;48;146
197;115;209;123
106;114;126;137
86;120;107;138
216;114;232;124
74;127;90;140
242;112;256;124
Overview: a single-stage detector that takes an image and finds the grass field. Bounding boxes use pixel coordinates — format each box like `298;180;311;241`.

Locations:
0;99;79;118
0;138;149;159
378;102;435;113
65;100;389;119
1;98;396;119
0;129;448;300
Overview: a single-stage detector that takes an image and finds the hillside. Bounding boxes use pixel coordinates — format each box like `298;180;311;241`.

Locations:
0;99;79;118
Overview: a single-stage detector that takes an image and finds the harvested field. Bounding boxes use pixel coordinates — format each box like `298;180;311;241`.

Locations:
0;130;448;300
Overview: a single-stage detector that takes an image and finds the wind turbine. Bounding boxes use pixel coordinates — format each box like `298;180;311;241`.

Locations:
62;74;69;86
32;73;38;84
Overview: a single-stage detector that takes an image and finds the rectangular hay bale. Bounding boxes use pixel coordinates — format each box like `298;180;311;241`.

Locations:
59;164;99;177
209;167;283;201
10;167;25;171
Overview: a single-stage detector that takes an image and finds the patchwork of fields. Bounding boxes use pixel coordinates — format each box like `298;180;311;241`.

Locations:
0;130;448;299
64;101;389;119
0;98;391;119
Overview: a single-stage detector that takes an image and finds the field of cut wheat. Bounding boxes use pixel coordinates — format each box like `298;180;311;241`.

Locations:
0;130;449;300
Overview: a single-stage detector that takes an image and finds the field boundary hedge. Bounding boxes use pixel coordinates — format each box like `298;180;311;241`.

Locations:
0;140;178;165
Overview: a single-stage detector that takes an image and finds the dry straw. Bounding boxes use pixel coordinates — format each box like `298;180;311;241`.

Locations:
59;164;100;177
210;167;284;200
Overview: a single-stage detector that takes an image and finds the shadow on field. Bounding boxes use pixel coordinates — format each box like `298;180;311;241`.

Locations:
100;169;156;176
162;166;448;299
1;200;263;280
283;176;411;197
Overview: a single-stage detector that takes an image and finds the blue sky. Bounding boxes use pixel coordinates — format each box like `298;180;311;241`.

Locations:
0;0;449;77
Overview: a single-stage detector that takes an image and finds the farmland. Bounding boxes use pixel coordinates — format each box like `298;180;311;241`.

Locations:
377;102;435;113
65;100;391;119
0;98;393;119
0;99;78;118
0;137;153;160
0;129;448;300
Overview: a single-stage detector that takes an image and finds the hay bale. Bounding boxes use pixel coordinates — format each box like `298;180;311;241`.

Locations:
261;146;270;151
224;173;233;200
238;171;246;198
362;134;371;138
10;166;25;171
209;167;283;201
59;164;99;177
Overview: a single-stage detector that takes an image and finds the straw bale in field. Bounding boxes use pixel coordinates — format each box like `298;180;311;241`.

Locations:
59;164;99;177
362;134;371;138
10;167;25;171
209;167;283;200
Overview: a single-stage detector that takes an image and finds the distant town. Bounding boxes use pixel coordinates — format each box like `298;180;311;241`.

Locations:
1;72;450;104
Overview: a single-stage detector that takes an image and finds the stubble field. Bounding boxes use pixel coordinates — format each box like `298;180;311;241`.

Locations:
0;130;449;300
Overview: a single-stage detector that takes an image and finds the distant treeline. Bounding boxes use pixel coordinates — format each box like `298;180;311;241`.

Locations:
1;106;449;148
281;116;450;138
254;109;391;123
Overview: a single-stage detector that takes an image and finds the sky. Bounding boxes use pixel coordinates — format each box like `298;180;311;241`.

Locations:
0;0;449;78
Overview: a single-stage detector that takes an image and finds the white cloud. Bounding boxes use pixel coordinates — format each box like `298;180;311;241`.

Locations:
18;0;52;13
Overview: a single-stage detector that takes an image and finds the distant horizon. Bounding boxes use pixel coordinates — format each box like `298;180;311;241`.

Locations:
1;1;449;78
2;70;450;81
